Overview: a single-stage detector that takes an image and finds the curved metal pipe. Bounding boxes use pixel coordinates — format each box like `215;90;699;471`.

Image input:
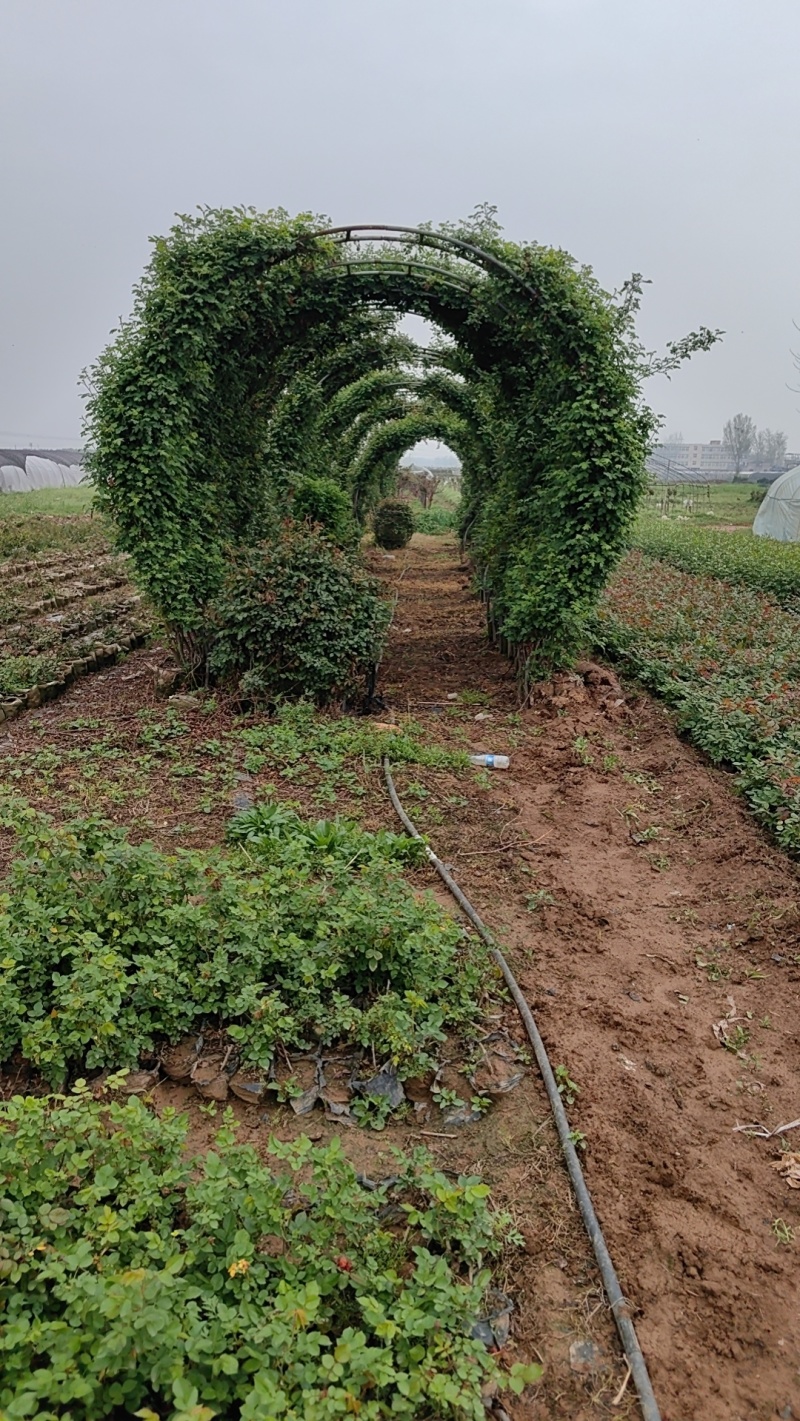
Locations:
382;757;662;1421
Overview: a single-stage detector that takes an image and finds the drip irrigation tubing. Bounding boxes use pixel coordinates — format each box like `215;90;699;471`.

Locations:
383;757;662;1421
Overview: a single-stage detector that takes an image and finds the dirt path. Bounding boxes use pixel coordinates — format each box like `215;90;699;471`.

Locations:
374;535;800;1421
3;532;799;1419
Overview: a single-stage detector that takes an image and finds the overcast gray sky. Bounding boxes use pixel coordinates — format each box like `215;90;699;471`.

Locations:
2;0;800;450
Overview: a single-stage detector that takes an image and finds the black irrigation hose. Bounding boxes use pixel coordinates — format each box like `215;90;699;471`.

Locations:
383;758;662;1421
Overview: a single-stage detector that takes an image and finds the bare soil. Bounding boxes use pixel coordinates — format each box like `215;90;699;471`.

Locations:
3;531;800;1420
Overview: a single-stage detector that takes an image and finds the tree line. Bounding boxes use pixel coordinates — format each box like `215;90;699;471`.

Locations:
723;414;788;474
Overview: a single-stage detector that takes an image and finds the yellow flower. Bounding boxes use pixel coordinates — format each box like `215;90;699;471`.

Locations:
228;1258;250;1277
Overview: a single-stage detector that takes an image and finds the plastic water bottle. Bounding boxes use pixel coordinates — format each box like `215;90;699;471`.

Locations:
469;753;510;770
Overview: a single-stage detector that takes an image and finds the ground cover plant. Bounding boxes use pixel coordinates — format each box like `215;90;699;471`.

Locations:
0;487;100;559
595;549;800;851
632;517;800;611
3;701;470;839
0;1089;539;1420
0;793;488;1090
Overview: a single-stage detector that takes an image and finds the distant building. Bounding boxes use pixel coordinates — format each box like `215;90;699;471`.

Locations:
649;441;800;483
653;440;734;475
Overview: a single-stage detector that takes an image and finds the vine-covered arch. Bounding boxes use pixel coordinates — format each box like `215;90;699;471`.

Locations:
85;207;659;670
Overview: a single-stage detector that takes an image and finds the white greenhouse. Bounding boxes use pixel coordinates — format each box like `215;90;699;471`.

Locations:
752;465;800;543
0;449;84;494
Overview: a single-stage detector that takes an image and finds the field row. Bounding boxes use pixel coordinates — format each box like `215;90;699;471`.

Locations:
597;550;800;851
0;492;151;702
632;516;800;610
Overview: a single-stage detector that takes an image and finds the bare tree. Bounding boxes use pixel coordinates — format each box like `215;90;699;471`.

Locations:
755;427;788;467
723;413;757;474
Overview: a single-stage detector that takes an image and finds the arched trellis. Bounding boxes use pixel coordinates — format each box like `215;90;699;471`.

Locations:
84;207;654;671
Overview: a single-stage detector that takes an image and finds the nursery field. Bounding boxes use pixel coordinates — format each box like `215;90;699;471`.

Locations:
631;516;800;610
0;489;150;702
1;519;799;1421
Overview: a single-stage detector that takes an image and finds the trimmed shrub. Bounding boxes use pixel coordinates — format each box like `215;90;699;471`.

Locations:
373;499;415;550
292;475;357;546
208;523;389;704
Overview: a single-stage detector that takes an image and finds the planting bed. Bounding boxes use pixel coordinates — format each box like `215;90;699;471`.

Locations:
1;530;799;1419
596;549;800;852
632;517;800;611
0;493;151;712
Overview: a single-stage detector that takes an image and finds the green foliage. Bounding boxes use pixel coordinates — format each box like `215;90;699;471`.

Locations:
596;550;800;852
0;653;60;698
632;518;800;611
0;499;104;560
208;525;390;704
83;206;685;674
226;801;426;868
0;1091;535;1419
292;476;357;545
0;799;486;1086
373;500;415;551
414;505;458;535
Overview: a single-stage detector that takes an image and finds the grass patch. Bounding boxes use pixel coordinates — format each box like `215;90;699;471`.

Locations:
414;506;458;535
0;497;107;560
641;480;759;527
0;486;94;518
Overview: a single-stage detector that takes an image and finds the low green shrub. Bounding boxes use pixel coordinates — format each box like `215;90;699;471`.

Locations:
0;799;486;1087
208;525;390;704
226;801;426;868
292;475;357;546
373;500;415;550
0;1090;540;1419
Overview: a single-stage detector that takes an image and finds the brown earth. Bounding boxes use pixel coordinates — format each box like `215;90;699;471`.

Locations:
2;531;800;1420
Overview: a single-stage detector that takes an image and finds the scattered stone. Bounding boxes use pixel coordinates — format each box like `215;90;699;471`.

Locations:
168;693;202;711
229;1070;267;1105
442;1102;484;1127
289;1083;320;1115
162;1034;203;1080
471;1292;514;1349
190;1057;230;1101
470;1038;525;1097
117;1068;161;1095
354;1064;405;1109
569;1339;606;1374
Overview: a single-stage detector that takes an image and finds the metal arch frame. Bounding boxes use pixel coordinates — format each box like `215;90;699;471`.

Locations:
312;260;478;297
315;224;539;304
